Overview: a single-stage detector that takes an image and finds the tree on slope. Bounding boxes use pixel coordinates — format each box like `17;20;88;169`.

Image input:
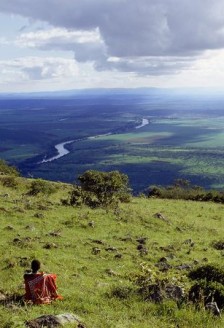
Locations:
71;170;131;207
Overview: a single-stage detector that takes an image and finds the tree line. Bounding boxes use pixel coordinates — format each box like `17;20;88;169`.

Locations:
1;159;224;206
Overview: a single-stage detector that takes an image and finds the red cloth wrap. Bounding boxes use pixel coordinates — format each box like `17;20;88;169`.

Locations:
24;273;63;304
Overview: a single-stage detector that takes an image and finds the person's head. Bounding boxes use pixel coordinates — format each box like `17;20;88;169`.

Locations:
31;259;41;273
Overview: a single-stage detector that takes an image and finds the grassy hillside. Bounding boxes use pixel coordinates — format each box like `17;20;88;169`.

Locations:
0;175;224;327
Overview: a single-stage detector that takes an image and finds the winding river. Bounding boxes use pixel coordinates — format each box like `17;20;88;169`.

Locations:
39;118;149;164
135;118;149;129
40;140;75;163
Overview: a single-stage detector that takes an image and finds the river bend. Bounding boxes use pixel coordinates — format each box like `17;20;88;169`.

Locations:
39;118;149;164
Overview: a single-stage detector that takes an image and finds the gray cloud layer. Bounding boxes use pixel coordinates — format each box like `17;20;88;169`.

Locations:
1;0;224;75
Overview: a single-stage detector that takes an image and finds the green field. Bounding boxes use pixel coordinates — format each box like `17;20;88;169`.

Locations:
0;175;224;327
33;117;224;192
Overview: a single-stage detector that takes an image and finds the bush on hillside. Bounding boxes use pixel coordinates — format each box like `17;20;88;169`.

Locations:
147;180;224;204
28;179;57;196
188;264;224;308
188;264;224;284
108;285;134;299
70;170;131;208
0;160;19;177
0;176;18;188
212;240;224;250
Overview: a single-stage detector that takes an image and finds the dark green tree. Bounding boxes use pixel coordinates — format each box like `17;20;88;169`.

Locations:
75;170;131;207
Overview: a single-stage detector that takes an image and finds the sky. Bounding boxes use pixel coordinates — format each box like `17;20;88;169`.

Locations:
1;0;224;92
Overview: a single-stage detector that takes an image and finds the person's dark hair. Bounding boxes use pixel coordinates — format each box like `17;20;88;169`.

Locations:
31;259;41;273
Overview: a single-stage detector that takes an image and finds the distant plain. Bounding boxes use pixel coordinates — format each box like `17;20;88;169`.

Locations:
0;90;224;192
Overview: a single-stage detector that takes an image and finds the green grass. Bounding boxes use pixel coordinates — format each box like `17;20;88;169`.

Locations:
101;131;174;143
0;177;224;327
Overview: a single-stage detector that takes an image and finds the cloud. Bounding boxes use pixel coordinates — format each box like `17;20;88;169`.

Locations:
13;27;194;75
16;27;108;64
0;57;79;82
1;0;224;76
16;28;102;50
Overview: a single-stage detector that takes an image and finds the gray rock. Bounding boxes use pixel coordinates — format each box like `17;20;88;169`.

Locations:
136;237;147;244
166;253;175;260
205;302;221;316
26;313;85;328
25;225;35;231
137;244;144;251
56;313;84;325
26;315;61;327
153;212;171;224
34;213;44;219
48;231;61;237
143;283;184;303
120;236;133;242
176;263;192;270
91;239;104;244
0;292;7;301
193;259;200;265
137;244;148;255
184;238;193;245
5;225;14;230
165;285;185;301
105;246;117;252
155;262;172;272
105;269;117;276
43;242;58;249
91;247;101;255
145;284;163;303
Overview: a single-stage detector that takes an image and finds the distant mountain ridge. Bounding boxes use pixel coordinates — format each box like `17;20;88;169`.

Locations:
1;87;224;99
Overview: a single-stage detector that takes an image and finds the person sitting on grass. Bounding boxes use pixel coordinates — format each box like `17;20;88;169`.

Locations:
24;259;63;304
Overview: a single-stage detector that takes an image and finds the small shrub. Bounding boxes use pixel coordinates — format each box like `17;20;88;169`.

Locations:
147;181;224;204
147;186;162;197
0;160;19;176
28;179;57;196
188;264;224;284
109;285;134;299
0;176;18;188
212;240;224;250
188;265;224;308
60;198;70;206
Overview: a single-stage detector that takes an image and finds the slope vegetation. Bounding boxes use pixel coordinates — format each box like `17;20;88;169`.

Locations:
0;175;224;327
